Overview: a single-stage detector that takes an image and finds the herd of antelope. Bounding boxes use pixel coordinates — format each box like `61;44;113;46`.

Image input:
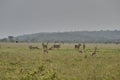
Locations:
28;43;97;56
74;43;97;56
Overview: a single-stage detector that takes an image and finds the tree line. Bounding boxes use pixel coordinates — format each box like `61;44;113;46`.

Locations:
0;30;120;43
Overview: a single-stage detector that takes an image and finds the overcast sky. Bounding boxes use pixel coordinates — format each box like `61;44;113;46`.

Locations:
0;0;120;38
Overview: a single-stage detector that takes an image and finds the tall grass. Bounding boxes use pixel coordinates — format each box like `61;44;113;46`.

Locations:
0;43;120;80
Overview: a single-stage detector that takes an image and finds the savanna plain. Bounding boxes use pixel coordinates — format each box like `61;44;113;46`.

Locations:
0;43;120;80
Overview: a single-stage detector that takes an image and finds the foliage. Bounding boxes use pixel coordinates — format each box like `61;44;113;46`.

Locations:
13;30;120;43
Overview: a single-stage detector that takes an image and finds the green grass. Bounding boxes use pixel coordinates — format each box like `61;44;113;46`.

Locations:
0;43;120;80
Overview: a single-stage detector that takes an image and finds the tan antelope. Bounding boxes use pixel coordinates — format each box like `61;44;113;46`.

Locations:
42;43;48;49
29;45;40;50
83;43;86;51
79;50;83;54
43;46;54;54
43;49;48;54
48;46;54;50
53;44;60;49
91;46;97;56
75;43;81;49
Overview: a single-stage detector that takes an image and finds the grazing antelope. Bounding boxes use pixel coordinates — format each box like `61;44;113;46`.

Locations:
75;43;81;49
53;44;60;49
43;46;54;54
91;46;97;56
79;50;83;54
42;43;48;49
29;45;39;50
43;49;48;54
48;46;54;50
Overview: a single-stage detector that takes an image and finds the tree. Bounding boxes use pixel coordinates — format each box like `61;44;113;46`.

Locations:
0;38;8;42
8;36;14;42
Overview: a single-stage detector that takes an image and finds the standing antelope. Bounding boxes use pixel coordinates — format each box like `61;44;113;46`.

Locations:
43;46;54;54
91;46;97;56
53;44;60;49
75;43;81;49
83;43;86;51
83;43;86;52
42;43;48;49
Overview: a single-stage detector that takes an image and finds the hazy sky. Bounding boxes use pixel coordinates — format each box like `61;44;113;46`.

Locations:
0;0;120;38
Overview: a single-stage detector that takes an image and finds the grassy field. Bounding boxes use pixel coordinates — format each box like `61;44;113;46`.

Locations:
0;43;120;80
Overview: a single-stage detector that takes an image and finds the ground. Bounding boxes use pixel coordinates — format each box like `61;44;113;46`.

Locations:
0;43;120;80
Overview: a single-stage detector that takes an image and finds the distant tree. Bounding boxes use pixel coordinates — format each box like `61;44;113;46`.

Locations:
0;38;8;42
8;36;14;42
